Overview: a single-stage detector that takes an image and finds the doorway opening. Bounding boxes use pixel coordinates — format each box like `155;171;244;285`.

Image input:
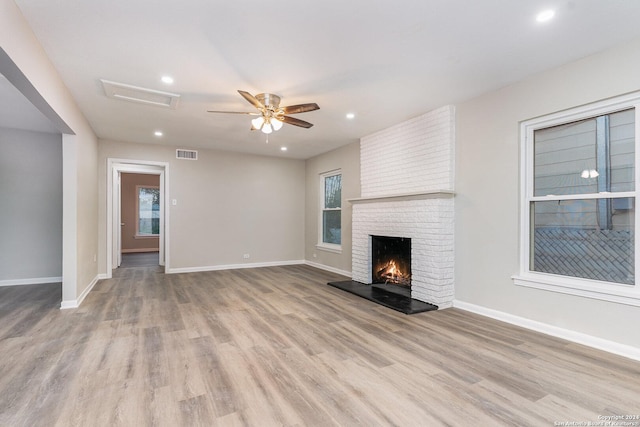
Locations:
119;172;160;268
106;159;169;278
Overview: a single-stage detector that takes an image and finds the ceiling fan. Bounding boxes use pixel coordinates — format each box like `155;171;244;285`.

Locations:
208;90;319;134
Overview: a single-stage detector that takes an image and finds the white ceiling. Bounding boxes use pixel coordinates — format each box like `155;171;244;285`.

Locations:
10;0;640;159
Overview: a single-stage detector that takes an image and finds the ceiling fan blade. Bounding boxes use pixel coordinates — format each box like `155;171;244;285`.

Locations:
280;103;320;114
281;115;314;128
207;110;260;115
237;90;264;109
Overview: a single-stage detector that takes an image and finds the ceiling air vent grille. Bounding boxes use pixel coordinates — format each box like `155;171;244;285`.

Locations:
176;149;198;160
101;79;180;109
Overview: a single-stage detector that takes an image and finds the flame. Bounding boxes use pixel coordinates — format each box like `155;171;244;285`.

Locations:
375;259;411;286
387;260;397;275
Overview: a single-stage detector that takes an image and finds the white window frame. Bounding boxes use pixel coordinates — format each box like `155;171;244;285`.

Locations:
513;92;640;307
136;185;160;238
317;169;342;253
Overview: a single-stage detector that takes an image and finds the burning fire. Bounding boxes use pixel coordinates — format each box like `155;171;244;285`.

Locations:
375;260;411;286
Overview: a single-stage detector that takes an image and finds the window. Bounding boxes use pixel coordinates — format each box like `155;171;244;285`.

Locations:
137;186;160;236
515;92;640;306
319;170;342;251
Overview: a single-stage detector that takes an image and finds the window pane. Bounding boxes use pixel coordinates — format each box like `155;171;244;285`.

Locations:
139;187;160;235
323;210;341;244
531;198;634;284
324;174;342;208
609;109;636;192
534;109;635;196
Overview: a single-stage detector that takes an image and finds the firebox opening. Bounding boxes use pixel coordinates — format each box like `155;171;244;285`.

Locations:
371;235;411;288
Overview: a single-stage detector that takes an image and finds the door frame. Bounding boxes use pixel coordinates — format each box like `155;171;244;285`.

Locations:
106;158;170;278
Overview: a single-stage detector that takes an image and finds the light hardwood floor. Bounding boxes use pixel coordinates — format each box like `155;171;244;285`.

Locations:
119;252;160;268
1;265;639;426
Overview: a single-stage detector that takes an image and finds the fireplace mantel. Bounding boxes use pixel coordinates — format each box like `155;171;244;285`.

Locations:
348;190;455;204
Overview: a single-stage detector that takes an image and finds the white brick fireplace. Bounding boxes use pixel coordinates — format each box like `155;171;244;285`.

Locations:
350;106;455;308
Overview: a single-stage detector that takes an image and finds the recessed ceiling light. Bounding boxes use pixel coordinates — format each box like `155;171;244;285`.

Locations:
346;113;355;119
536;9;555;23
161;75;174;84
154;130;163;137
280;146;287;151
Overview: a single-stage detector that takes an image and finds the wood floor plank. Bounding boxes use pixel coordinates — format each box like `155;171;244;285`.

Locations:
247;344;337;426
275;346;385;426
215;343;293;426
1;265;639;426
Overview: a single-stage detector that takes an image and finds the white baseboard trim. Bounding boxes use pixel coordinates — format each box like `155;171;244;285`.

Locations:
453;299;640;362
304;260;351;278
122;248;160;253
60;300;77;309
0;276;62;287
60;274;101;310
164;259;351;278
165;260;306;274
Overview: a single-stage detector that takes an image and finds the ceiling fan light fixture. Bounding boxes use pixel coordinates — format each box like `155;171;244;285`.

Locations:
271;118;283;131
251;116;265;130
208;90;319;132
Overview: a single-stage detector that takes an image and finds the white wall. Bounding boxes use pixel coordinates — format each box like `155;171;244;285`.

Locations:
455;37;640;350
0;128;62;283
1;0;100;306
304;141;360;275
98;139;305;273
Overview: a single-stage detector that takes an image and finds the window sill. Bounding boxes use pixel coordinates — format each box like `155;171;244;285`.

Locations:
512;272;640;307
316;243;342;254
134;234;160;239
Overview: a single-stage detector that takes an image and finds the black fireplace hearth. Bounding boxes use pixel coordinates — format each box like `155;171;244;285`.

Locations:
327;234;437;314
326;280;437;314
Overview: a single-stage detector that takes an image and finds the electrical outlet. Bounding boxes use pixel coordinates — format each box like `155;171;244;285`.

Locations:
243;253;250;259
93;254;97;262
